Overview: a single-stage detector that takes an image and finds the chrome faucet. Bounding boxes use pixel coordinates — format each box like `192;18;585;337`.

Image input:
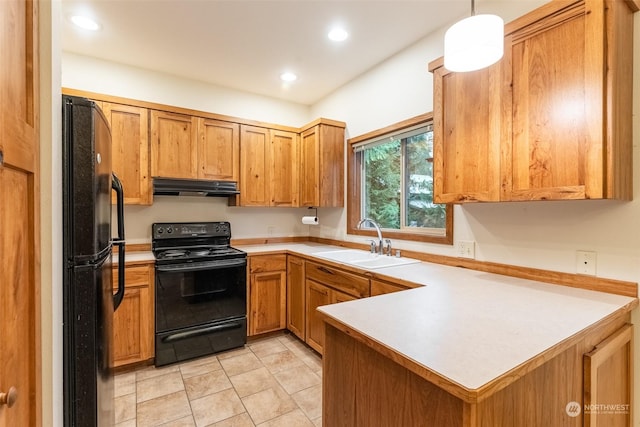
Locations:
357;218;384;255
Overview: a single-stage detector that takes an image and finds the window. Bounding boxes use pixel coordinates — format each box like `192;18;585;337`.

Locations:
347;113;452;244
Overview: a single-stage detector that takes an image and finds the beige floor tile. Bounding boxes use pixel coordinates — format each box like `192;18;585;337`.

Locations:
216;345;252;360
220;352;264;377
137;390;192;427
229;366;278;398
137;364;181;382
159;415;196;426
248;339;288;359
137;371;185;403
190;388;246;427
180;358;223;379
291;384;322;420
242;386;298;425
184;369;233;400
212;412;256;427
114;393;136;424
274;364;320;395
115;419;137;427
259;350;305;374
312;416;322;427
256;409;315;427
300;354;322;371
114;371;136;397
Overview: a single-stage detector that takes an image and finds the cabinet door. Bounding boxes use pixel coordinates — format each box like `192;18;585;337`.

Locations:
198;118;239;181
240;125;270;206
318;124;345;207
112;265;154;367
270;129;298;206
287;256;305;340
150;110;198;179
330;289;357;304
249;270;286;336
431;59;508;203
299;124;345;208
102;103;151;205
305;279;331;354
507;2;604;201
299;126;319;207
584;324;632;427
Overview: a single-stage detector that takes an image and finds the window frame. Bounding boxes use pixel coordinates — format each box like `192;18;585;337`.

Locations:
347;113;453;245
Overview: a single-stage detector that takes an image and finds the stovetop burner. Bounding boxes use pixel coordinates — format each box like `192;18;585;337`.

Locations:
152;222;246;265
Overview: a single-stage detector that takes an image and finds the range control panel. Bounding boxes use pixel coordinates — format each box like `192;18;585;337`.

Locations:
152;222;231;240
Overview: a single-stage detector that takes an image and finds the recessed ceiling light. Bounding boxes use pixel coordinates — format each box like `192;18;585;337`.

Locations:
70;15;100;31
328;28;349;42
280;72;298;82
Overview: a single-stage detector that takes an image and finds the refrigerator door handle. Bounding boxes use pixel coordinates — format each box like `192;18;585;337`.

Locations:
112;173;126;311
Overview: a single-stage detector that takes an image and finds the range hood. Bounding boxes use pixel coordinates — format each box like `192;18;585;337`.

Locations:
153;177;240;197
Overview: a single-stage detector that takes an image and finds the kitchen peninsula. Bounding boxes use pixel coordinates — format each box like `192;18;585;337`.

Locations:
317;259;636;427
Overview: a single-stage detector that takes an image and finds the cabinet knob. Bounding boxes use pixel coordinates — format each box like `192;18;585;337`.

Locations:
0;386;17;408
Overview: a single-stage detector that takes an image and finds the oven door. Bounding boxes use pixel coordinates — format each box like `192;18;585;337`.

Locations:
155;257;247;366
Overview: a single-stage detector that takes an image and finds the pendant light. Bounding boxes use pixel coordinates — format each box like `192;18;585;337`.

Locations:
444;0;504;72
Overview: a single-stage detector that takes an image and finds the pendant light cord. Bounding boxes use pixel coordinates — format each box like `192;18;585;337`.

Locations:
471;0;475;16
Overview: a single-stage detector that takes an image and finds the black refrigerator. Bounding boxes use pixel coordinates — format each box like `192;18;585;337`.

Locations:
62;95;126;426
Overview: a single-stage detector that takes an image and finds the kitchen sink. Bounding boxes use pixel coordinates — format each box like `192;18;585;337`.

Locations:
312;249;421;270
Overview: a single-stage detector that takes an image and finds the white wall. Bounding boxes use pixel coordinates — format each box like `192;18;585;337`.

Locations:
311;2;640;283
41;0;63;425
62;52;311;127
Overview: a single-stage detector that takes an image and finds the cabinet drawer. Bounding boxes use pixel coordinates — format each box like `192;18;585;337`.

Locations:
306;261;369;298
250;254;287;273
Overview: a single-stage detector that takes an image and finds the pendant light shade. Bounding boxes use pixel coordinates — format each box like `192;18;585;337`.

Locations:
444;13;504;72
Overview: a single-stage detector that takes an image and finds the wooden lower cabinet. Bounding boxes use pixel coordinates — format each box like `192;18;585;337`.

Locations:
305;260;369;354
370;279;417;296
249;255;287;336
323;316;633;427
287;255;306;340
112;263;155;368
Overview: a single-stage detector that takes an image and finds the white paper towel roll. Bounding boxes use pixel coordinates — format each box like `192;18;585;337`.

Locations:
302;216;319;225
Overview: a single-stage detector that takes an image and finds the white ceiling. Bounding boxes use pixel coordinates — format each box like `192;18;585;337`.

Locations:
61;1;517;106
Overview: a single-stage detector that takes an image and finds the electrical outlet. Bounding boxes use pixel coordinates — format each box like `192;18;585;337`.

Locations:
267;225;276;236
576;250;597;276
456;240;475;259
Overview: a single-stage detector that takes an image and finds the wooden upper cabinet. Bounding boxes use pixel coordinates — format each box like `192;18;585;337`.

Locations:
240;125;271;206
102;102;152;205
431;58;509;203
198;118;239;182
270;130;298;206
150;110;198;179
429;0;635;203
239;125;298;206
299;124;345;207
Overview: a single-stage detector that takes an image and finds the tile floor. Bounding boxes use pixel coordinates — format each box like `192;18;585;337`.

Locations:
114;332;323;427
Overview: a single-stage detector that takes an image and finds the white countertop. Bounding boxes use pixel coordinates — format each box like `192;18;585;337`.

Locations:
238;242;637;393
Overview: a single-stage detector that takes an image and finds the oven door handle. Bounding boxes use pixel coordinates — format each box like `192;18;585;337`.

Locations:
161;321;245;343
156;258;247;272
